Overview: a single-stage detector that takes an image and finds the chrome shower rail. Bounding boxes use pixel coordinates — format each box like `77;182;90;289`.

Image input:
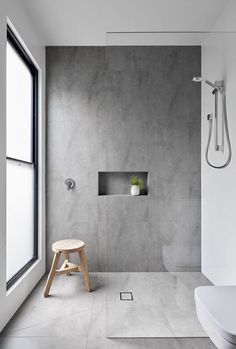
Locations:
193;77;232;169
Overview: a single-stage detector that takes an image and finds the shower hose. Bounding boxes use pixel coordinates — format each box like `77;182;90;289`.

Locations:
206;94;232;169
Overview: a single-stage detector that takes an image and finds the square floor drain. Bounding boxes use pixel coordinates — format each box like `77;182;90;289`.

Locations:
120;292;133;301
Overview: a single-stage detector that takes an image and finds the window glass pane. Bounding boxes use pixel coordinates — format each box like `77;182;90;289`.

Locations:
7;42;33;162
6;160;34;281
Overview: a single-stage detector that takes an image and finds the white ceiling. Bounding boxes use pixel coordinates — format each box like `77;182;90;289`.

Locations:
21;0;230;46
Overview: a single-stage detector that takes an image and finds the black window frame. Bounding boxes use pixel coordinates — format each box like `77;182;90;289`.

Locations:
6;25;38;290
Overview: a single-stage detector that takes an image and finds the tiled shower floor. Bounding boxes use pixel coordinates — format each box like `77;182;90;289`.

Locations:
106;272;211;337
0;272;215;349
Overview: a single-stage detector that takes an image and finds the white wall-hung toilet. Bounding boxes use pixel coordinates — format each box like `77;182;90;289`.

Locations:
195;286;236;349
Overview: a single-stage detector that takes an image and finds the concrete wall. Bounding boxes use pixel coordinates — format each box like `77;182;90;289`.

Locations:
0;0;45;332
46;46;201;272
202;0;236;285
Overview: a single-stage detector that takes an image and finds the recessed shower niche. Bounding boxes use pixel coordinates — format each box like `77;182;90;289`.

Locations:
98;172;148;196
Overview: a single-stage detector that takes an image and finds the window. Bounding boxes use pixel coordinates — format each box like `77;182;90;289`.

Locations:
6;26;38;289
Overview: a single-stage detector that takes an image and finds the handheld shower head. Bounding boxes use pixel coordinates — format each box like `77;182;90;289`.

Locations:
192;76;205;83
192;76;223;90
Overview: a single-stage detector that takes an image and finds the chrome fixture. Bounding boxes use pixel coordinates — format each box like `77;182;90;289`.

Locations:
192;76;232;169
192;76;223;91
64;178;75;190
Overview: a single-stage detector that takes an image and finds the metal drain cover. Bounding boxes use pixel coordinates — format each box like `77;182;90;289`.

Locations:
120;292;133;301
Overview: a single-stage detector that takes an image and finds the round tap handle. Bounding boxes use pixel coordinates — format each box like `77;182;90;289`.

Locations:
64;178;75;190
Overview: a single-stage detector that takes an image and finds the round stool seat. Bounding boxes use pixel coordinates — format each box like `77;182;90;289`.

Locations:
52;239;85;253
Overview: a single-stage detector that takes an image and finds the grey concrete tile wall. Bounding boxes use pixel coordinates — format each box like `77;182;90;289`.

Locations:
46;46;201;271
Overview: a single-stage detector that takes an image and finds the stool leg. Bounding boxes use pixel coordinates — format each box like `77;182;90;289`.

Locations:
64;252;71;276
79;249;92;292
44;252;60;297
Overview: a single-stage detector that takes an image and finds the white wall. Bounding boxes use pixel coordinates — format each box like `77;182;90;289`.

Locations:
0;0;45;332
22;0;228;45
202;0;236;285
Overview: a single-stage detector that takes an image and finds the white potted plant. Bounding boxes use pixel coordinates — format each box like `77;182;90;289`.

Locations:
130;175;144;196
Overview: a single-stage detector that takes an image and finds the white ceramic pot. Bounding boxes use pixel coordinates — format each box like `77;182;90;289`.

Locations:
131;185;140;196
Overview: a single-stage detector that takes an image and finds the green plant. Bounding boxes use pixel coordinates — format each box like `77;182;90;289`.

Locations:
130;175;144;190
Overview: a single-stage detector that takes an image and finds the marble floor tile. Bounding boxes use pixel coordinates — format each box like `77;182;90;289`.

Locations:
90;273;108;307
87;306;149;349
106;272;210;338
0;336;87;349
107;304;174;337
1;272;216;348
2;274;96;334
0;336;215;349
88;306;214;349
165;307;207;337
4;309;92;338
106;272;172;307
142;338;216;349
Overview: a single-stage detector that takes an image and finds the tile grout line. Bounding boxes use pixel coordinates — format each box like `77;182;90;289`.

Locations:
2;306;94;336
85;276;97;349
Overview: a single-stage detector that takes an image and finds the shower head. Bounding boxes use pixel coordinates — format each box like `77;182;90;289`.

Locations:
192;76;205;83
192;76;223;90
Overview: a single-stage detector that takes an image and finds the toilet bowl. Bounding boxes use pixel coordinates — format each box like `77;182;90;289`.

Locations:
195;286;236;349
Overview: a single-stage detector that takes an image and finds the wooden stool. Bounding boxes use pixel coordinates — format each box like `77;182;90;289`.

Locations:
44;239;92;297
